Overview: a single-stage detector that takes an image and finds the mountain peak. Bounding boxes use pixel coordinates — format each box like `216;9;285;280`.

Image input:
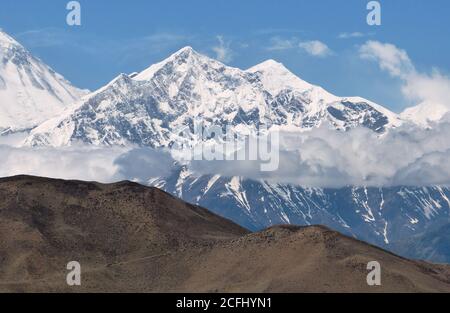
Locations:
246;59;319;96
247;59;288;72
167;45;205;62
134;46;214;81
401;102;449;126
174;45;195;54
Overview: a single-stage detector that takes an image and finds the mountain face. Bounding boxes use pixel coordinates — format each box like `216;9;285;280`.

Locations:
24;46;401;147
1;175;449;293
150;168;450;263
392;223;450;264
0;31;86;135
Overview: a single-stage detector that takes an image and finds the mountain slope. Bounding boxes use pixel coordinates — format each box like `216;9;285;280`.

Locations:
0;175;449;292
24;46;401;147
150;169;450;263
393;223;450;264
0;31;86;134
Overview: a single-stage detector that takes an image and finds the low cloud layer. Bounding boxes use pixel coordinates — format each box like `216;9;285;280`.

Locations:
0;145;125;182
185;116;450;187
2;117;450;188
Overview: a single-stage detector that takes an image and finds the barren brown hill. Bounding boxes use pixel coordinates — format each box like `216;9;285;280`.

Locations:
0;175;449;292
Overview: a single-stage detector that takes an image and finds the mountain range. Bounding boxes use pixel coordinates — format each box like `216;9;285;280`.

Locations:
23;46;402;147
1;175;449;292
1;30;450;264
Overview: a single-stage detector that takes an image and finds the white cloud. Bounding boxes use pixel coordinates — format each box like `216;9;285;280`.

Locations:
298;40;332;57
359;41;414;77
359;41;450;124
185;118;450;187
265;37;332;57
212;35;233;63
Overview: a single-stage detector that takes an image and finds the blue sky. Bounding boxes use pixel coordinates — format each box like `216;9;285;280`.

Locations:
1;0;449;112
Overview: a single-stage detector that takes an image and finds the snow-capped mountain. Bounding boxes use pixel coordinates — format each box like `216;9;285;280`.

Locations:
0;30;86;135
151;167;450;263
401;102;450;127
24;46;401;147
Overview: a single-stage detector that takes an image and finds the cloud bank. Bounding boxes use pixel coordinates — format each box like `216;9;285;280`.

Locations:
185;117;450;187
0;145;124;182
2;116;450;188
